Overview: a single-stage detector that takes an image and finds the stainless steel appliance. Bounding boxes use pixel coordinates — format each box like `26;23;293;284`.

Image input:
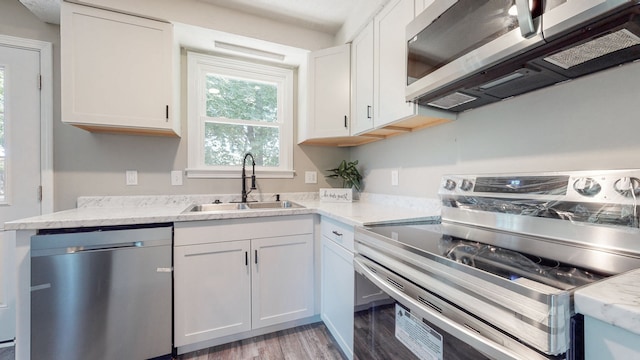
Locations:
30;224;173;360
354;170;640;359
406;0;640;112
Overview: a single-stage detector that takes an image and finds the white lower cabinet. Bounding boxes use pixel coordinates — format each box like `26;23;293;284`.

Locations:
174;216;314;350
320;217;355;360
252;234;315;329
174;240;252;344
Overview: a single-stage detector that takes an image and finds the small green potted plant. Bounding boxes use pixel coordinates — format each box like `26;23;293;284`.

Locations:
322;160;363;202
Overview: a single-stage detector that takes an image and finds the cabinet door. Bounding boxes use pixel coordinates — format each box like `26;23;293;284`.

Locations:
321;236;354;359
415;0;435;16
351;22;375;135
61;2;178;136
252;234;314;329
306;44;351;139
174;240;251;347
374;0;415;127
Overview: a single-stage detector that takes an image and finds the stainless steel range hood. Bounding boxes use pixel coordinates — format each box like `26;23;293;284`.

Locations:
406;0;640;112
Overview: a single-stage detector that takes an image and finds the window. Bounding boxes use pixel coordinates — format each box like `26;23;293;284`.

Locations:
187;52;294;178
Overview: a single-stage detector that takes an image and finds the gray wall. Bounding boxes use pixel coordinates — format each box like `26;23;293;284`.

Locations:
352;60;640;199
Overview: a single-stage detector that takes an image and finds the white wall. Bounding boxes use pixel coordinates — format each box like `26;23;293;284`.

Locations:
1;0;349;211
13;0;639;209
73;0;335;51
352;60;640;199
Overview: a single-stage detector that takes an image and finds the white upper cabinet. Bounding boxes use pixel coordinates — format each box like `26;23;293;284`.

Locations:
351;22;375;135
303;44;351;141
61;2;180;136
301;42;378;146
415;0;435;16
348;0;454;141
374;0;416;127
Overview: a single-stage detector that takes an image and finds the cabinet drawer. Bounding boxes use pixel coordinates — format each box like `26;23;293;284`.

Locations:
174;215;313;247
321;217;354;252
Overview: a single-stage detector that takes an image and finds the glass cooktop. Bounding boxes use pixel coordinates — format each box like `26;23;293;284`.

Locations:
362;223;604;290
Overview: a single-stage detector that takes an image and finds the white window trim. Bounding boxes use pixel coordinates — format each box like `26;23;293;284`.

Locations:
186;51;294;178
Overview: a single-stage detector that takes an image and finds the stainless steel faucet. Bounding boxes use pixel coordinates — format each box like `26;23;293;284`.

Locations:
241;152;256;203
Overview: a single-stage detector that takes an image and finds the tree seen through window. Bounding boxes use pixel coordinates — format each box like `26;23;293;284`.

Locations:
204;74;280;167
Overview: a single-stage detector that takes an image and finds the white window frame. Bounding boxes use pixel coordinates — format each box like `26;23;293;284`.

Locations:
186;51;294;178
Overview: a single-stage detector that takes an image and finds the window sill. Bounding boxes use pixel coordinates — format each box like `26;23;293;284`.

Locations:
186;168;295;179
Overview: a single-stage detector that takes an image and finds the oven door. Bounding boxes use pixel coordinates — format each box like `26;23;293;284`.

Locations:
353;255;554;360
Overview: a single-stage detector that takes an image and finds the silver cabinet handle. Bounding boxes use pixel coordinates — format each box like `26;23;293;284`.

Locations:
516;0;535;38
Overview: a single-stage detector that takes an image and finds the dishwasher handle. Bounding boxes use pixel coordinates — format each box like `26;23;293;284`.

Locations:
67;241;143;253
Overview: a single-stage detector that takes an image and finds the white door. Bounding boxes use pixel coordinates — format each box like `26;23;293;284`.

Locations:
0;43;42;343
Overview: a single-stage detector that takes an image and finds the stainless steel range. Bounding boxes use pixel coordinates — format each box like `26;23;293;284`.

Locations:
353;170;640;360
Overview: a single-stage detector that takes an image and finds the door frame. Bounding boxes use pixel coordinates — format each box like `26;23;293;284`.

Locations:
0;34;53;214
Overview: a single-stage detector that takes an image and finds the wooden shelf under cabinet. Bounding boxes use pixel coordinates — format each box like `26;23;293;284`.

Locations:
360;114;453;140
300;113;453;147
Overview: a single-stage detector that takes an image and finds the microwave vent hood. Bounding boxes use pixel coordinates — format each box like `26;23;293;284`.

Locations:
406;0;640;112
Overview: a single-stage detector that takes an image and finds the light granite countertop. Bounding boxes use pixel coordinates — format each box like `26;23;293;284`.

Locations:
4;192;441;231
575;268;640;336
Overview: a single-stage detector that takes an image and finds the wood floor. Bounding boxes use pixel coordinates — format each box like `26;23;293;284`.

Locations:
177;322;346;360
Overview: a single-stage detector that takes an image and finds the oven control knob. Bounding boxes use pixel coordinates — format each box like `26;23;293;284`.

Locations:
443;179;457;191
573;177;601;197
614;177;640;197
460;179;473;191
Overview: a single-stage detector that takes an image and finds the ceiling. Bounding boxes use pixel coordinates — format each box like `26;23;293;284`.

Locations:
19;0;361;34
198;0;359;34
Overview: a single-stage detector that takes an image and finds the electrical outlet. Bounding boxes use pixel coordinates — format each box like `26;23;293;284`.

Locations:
391;169;399;186
126;170;138;186
171;170;183;186
305;171;318;184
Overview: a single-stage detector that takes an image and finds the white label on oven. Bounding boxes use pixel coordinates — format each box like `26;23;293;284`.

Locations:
395;304;443;360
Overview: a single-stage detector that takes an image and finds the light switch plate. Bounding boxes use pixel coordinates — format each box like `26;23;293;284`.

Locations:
391;169;399;186
171;170;183;186
305;171;318;184
126;170;138;186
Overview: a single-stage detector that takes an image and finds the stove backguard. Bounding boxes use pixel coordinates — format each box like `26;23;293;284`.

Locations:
439;169;640;275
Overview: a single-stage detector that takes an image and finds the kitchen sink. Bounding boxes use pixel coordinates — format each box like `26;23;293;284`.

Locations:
187;203;250;212
185;200;304;213
246;201;304;209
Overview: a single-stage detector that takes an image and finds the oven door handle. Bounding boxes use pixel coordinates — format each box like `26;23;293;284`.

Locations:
354;258;527;360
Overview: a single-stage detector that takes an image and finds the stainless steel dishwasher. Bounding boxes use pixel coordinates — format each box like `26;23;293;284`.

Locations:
30;224;173;360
